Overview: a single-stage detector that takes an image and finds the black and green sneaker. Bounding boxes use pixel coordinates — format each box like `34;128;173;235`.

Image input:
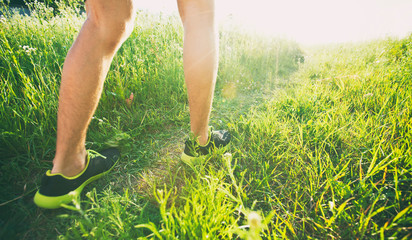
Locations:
34;148;120;209
181;127;231;166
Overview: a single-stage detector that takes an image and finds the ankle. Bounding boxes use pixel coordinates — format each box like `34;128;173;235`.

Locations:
197;128;210;146
51;150;87;177
197;135;207;146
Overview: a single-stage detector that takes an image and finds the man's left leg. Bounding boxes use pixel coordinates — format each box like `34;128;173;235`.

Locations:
177;0;230;163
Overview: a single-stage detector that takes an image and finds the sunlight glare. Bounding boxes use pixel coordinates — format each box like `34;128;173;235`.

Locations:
216;0;412;44
138;0;412;44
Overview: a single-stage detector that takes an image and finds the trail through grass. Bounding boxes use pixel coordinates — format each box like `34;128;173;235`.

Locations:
1;2;411;239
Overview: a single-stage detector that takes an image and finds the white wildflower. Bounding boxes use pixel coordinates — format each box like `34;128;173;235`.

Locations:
329;201;335;212
22;45;37;54
248;211;262;230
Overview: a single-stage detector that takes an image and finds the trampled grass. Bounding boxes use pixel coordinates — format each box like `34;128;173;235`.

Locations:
1;1;411;239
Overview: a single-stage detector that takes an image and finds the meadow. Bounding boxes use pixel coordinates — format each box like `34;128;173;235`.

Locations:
0;1;411;239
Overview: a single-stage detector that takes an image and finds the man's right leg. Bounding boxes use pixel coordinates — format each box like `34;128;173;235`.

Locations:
34;0;137;209
52;0;137;177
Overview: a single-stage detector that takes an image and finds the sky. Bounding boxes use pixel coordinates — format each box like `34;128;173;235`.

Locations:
138;0;412;45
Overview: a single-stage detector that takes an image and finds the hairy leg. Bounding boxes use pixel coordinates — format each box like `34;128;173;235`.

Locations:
177;0;218;145
52;0;137;177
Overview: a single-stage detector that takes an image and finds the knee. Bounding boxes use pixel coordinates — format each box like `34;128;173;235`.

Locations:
86;0;137;51
100;16;135;51
177;0;215;26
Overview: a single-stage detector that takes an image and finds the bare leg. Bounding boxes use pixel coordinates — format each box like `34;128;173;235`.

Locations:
51;0;137;177
177;0;218;145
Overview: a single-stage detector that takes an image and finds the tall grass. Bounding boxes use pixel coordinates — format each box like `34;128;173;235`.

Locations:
1;1;410;239
227;37;412;238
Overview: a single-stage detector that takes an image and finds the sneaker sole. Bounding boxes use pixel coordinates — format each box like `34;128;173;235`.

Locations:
180;152;206;167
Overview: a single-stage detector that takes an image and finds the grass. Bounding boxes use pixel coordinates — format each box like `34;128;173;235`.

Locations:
1;1;411;239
